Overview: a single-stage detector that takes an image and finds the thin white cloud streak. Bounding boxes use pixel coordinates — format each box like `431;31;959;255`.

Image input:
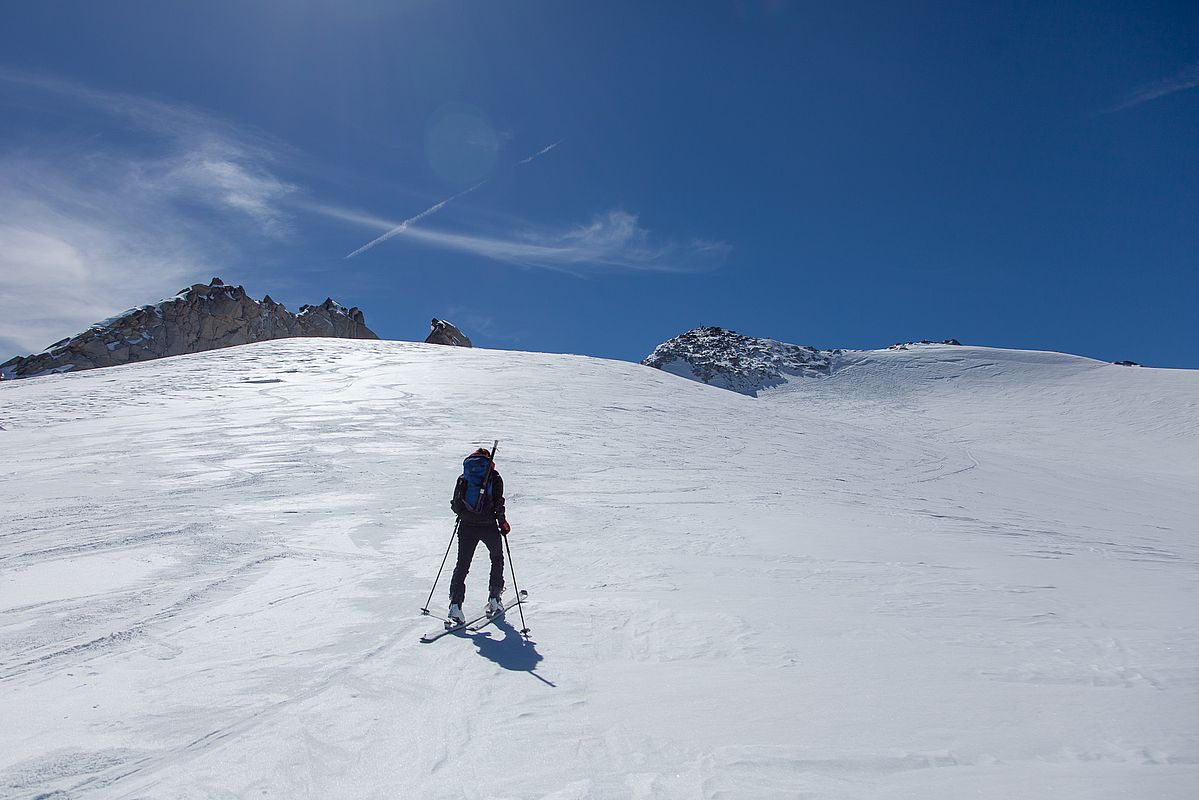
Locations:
515;140;561;166
1104;62;1199;113
296;201;398;231
344;181;486;259
308;120;712;274
320;204;727;273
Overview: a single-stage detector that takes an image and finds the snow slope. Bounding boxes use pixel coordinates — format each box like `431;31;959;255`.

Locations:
1;339;1196;799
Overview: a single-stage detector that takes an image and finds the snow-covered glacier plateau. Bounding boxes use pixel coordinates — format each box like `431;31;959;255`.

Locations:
1;338;1196;799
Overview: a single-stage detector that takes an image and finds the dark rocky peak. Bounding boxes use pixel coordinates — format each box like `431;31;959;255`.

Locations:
1;278;378;380
425;319;472;347
642;326;838;396
296;298;372;338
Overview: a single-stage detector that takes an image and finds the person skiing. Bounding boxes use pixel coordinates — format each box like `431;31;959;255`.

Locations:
447;447;510;625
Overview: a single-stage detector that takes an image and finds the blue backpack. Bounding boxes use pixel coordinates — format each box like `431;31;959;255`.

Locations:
459;453;494;513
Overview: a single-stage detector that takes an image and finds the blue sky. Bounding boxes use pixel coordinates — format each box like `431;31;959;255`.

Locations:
1;1;1195;367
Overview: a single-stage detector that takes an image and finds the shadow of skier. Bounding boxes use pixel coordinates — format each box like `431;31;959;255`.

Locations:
469;615;555;687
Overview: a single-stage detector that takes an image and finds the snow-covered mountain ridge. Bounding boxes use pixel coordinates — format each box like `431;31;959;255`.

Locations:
642;326;840;395
642;326;1135;398
1;339;1195;798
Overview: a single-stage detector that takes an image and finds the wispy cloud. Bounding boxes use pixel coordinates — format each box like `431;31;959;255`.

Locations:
344;181;486;259
0;157;219;357
0;72;297;357
328;207;728;273
1;72;296;229
515;140;562;166
1104;61;1199;114
161;152;296;235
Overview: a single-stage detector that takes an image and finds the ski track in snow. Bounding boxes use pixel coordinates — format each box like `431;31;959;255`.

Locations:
0;339;1196;799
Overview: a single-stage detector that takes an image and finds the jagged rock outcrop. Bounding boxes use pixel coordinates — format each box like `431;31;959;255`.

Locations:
424;319;472;347
0;278;378;380
642;326;837;396
297;298;374;339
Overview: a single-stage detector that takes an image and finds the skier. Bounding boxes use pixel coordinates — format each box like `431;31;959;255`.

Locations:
448;447;511;626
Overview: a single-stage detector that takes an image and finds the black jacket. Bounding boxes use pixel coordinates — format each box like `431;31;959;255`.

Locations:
451;470;506;528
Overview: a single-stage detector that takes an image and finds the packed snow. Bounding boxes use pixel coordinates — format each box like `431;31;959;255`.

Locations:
0;339;1196;799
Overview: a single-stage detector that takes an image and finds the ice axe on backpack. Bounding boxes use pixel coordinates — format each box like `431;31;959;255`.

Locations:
466;440;500;514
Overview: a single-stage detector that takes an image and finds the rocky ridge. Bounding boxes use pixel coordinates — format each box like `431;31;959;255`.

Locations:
424;319;472;347
642;326;840;396
1;278;377;380
889;338;962;349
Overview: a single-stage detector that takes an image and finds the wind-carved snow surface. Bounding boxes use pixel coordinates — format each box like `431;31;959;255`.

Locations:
0;339;1196;798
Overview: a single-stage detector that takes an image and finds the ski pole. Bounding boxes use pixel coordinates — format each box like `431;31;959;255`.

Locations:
503;532;530;637
422;518;460;614
423;439;497;614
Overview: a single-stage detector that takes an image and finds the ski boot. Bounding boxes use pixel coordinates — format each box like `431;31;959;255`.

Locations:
447;603;466;629
486;596;504;618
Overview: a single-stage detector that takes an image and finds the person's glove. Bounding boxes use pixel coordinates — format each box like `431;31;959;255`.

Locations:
500;519;511;535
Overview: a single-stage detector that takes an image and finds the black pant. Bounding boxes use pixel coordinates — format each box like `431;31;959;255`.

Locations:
449;523;504;606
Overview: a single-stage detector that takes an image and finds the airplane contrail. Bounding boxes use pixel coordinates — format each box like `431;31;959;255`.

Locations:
515;140;561;166
345;140;562;258
345;181;486;259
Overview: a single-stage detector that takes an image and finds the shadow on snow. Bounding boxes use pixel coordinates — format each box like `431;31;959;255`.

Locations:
466;614;555;687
